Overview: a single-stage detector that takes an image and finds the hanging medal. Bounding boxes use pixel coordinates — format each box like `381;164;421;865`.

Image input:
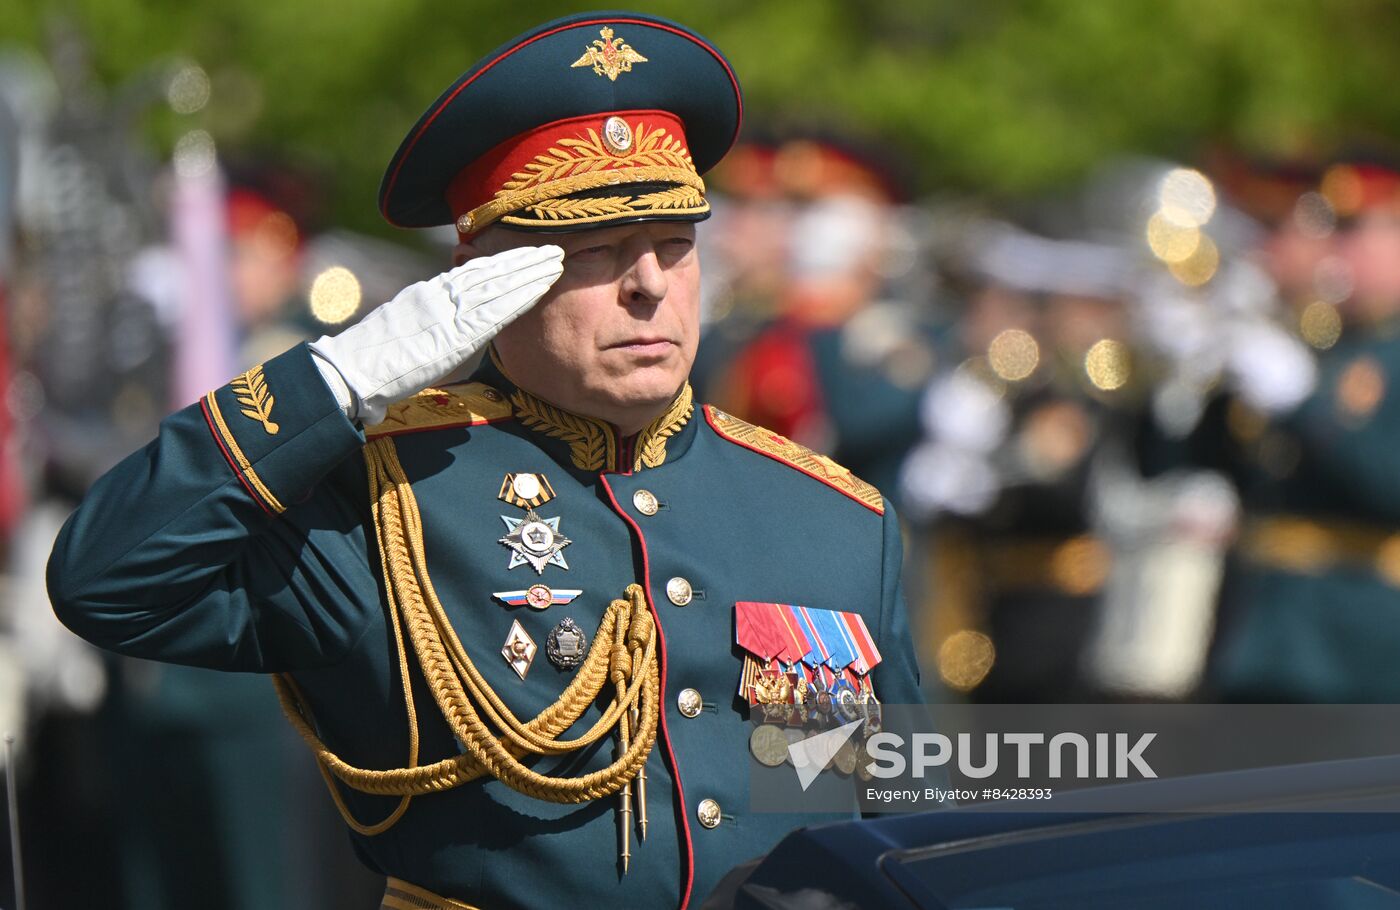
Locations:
499;472;556;509
735;600;885;744
496;473;574;575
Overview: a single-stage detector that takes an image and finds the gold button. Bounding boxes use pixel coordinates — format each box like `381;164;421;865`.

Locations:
666;576;693;606
696;798;721;829
632;489;659;516
677;688;702;718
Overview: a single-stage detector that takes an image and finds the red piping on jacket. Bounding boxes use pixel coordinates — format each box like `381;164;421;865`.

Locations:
200;395;273;516
701;405;884;515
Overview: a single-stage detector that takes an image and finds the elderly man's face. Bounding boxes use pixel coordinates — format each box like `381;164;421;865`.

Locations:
467;220;701;434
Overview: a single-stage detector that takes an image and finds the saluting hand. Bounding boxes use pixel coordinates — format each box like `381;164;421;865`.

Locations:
309;245;564;425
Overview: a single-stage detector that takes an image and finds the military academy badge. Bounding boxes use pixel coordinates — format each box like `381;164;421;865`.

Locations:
502;619;538;679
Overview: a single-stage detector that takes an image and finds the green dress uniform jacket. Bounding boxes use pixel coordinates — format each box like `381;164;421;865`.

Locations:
48;342;924;909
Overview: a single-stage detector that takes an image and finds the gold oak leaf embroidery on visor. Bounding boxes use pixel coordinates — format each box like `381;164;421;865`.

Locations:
521;186;705;222
470;120;707;232
570;26;648;81
232;364;279;435
503;121;695;193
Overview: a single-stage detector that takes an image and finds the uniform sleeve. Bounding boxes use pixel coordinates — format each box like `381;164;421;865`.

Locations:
47;343;382;673
869;501;925;705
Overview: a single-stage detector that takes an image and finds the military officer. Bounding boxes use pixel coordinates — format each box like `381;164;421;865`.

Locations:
712;138;936;501
45;11;924;909
899;230;1141;701
1205;158;1400;702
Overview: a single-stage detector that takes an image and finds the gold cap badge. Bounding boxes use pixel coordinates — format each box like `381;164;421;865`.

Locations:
571;26;648;81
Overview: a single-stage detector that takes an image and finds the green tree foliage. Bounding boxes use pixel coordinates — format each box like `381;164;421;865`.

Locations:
7;0;1400;233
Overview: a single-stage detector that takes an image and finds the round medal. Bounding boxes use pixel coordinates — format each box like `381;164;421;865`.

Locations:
855;744;874;781
783;728;807;769
749;724;788;767
833;739;858;776
512;473;541;500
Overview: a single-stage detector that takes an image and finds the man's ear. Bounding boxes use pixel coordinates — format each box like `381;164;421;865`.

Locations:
452;240;485;268
453;226;507;266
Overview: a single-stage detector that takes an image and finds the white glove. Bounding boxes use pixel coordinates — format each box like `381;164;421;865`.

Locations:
309;245;564;425
1225;319;1317;415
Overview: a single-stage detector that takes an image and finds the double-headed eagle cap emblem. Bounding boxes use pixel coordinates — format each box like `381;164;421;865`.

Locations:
571;26;648;81
377;12;742;233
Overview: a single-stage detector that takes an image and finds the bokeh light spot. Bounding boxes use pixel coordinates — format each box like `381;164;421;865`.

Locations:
254;211;299;258
1050;536;1111;596
1168;233;1219;286
172;130;216;178
1157;168;1216;227
1293;191;1336;239
988;328;1039;382
1146;212;1201;263
1084;338;1131;390
1299;301;1342;350
1321;165;1364;216
167;63;211;114
937;630;996;693
310;266;362;325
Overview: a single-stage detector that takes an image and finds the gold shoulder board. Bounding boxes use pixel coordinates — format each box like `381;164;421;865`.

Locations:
703;405;884;515
366;383;513;439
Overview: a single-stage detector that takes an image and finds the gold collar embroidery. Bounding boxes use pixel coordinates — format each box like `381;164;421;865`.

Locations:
510;382;693;472
635;385;694;470
492;349;694;472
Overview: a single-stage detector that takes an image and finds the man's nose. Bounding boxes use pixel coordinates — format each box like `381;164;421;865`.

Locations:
620;244;668;305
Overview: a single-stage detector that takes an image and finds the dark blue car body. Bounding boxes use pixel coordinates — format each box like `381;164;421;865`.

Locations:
705;755;1400;909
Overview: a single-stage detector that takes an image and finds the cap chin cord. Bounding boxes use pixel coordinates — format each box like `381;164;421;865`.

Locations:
273;435;658;841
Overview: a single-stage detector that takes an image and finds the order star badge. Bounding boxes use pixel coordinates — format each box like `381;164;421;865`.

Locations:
499;508;572;574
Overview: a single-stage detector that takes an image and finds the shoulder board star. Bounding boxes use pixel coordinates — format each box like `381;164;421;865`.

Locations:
366;382;513;438
703;405;884;514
